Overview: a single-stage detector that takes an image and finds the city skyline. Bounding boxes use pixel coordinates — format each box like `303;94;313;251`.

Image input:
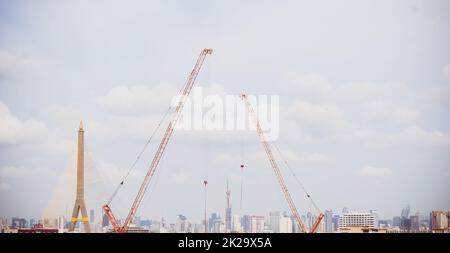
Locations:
1;0;450;225
2;205;447;233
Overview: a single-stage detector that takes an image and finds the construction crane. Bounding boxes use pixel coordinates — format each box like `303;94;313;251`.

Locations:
240;94;324;233
103;48;213;233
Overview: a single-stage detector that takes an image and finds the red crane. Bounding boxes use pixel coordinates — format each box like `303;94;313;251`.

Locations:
103;48;213;233
240;94;324;233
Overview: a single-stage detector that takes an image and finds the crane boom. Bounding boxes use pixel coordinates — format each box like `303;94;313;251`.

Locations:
240;94;324;233
103;48;213;233
240;94;307;233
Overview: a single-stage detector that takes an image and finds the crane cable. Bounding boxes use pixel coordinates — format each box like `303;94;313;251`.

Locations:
106;105;173;205
272;142;321;214
106;72;193;206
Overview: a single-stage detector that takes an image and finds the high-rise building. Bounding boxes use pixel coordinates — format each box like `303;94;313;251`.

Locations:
102;213;109;228
332;215;339;232
306;212;315;231
393;216;401;227
242;215;251;233
175;214;188;233
401;205;410;219
90;209;94;223
12;218;27;228
279;216;292;233
338;212;377;229
232;214;242;232
269;211;280;233
250;216;265;233
324;210;333;233
400;218;411;231
370;210;379;228
430;211;450;233
29;218;36;227
410;215;420;232
209;213;221;233
161;217;166;229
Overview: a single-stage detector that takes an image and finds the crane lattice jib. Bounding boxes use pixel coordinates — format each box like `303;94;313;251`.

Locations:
240;94;307;233
103;48;212;233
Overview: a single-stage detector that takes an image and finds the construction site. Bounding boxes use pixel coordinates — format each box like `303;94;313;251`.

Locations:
2;2;449;242
62;48;325;233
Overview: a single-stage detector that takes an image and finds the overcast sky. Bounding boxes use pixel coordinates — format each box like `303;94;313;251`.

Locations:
0;0;449;223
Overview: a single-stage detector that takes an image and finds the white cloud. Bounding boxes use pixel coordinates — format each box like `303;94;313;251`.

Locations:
388;126;450;146
281;100;353;141
300;153;330;165
357;165;392;177
287;100;342;122
286;72;333;102
172;172;190;183
275;150;330;167
0;166;51;179
363;100;419;124
0;182;11;191
287;73;410;105
0;101;48;144
92;83;239;141
0;50;48;81
97;84;178;115
336;81;409;104
443;65;450;81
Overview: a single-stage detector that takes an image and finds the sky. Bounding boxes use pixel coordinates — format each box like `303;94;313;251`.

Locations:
0;0;449;224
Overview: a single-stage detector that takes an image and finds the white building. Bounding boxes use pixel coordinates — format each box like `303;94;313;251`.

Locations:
339;212;377;229
232;214;242;232
250;216;265;233
175;215;188;233
279;216;292;233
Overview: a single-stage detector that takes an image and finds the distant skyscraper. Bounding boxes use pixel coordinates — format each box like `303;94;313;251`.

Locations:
393;216;401;227
324;210;333;233
370;210;379;228
209;213;221;233
332;215;339;232
401;205;410;218
90;209;94;223
410;215;420;232
269;212;280;233
232;214;242;232
242;215;251;233
176;215;188;233
29;218;36;227
12;218;27;228
102;213;109;228
306;212;314;230
279;216;292;233
250;216;265;233
400;217;412;231
430;211;450;232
